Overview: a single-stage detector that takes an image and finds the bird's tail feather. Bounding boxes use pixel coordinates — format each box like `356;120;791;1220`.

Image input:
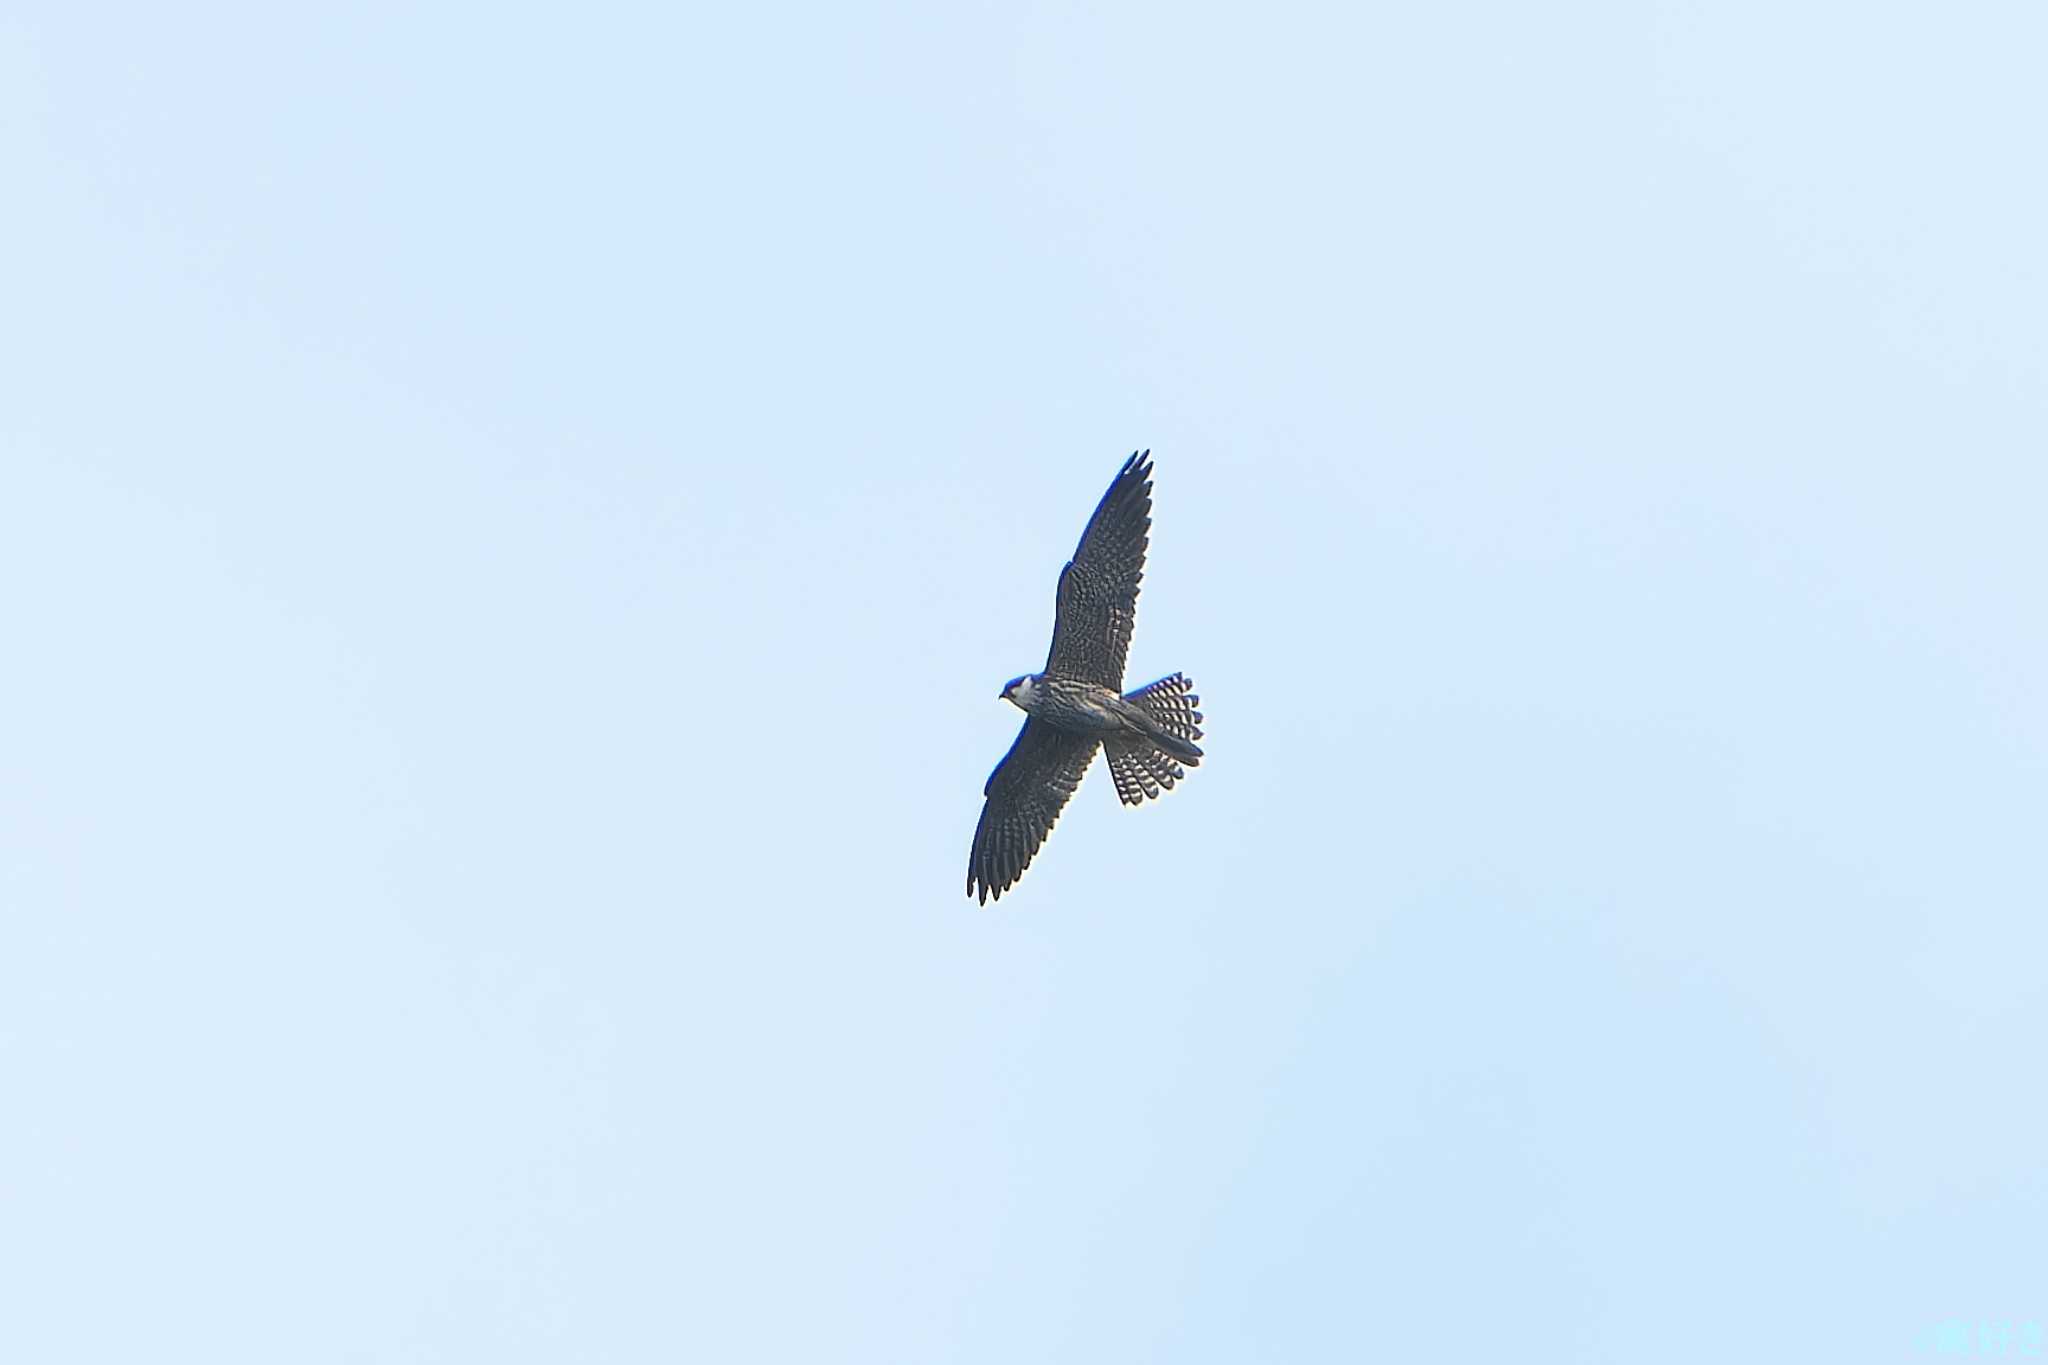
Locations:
1106;738;1187;806
1123;673;1204;762
1108;674;1204;805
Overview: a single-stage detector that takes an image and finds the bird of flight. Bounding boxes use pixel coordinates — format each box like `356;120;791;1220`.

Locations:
967;450;1205;903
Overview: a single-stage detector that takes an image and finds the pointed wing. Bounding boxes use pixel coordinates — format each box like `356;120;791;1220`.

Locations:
1043;450;1152;688
967;719;1101;904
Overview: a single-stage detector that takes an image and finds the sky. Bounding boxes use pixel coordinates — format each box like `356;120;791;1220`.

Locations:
3;3;2044;1361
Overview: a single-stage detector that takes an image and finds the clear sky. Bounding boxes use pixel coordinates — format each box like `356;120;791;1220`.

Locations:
4;3;2044;1361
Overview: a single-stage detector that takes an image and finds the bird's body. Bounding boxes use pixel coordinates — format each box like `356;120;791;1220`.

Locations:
1005;674;1203;758
967;451;1205;904
1006;675;1124;734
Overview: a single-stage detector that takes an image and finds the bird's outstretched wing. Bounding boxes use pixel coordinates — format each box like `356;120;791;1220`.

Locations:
1043;450;1152;688
967;719;1101;904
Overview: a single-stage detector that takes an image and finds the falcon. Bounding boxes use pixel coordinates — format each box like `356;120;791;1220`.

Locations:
967;450;1205;903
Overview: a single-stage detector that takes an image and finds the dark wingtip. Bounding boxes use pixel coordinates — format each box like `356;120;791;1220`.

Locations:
1121;450;1155;496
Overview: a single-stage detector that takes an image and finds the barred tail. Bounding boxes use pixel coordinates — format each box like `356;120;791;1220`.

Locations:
1107;673;1205;806
1124;672;1204;761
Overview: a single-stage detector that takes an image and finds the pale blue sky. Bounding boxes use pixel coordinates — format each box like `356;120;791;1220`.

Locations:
4;3;2044;1361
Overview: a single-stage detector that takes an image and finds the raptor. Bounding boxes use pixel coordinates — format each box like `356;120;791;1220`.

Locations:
967;450;1205;903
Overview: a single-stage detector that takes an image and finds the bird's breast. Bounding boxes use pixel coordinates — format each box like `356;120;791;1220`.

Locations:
1039;681;1124;734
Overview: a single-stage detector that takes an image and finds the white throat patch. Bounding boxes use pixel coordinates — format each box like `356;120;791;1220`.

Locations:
1010;676;1039;709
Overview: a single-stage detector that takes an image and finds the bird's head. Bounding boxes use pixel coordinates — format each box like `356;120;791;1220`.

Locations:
1001;674;1040;711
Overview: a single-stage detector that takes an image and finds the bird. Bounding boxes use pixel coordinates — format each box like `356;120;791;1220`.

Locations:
967;450;1205;903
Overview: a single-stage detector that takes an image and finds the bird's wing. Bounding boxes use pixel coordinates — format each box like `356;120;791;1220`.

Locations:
1043;450;1152;688
967;719;1101;903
